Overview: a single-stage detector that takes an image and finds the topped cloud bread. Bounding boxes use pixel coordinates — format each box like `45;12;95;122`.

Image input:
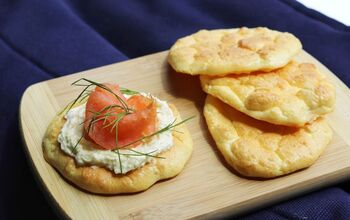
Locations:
200;62;335;127
204;95;332;178
43;103;193;194
43;79;193;194
168;27;302;76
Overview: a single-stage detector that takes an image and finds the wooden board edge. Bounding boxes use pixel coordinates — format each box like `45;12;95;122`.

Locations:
43;51;169;84
195;166;350;219
19;83;71;220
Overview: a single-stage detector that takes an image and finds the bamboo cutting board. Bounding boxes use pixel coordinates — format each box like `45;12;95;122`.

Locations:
20;50;350;219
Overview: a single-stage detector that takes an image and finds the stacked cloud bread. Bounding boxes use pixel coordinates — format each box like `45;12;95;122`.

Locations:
168;27;336;178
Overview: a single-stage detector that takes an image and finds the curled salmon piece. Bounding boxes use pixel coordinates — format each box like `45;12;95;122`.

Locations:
84;83;156;149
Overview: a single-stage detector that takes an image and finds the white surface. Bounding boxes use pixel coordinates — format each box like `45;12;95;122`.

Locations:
297;0;350;26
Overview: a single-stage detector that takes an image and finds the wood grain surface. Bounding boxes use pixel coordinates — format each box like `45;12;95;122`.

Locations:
20;50;350;219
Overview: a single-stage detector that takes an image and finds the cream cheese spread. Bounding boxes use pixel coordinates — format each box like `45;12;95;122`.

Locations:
57;94;174;174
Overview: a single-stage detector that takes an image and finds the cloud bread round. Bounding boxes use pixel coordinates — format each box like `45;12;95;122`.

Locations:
201;62;335;127
168;27;302;75
204;95;332;178
43;104;193;194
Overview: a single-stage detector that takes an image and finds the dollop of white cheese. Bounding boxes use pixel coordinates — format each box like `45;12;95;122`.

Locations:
57;94;174;174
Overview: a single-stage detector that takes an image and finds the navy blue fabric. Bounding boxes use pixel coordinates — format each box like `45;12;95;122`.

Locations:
0;0;349;219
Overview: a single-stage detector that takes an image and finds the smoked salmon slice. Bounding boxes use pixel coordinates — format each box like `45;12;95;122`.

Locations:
84;84;156;149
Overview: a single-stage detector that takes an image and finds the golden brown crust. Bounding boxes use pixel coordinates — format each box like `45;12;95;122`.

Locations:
200;62;335;127
43;104;193;194
168;27;302;75
204;95;332;178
